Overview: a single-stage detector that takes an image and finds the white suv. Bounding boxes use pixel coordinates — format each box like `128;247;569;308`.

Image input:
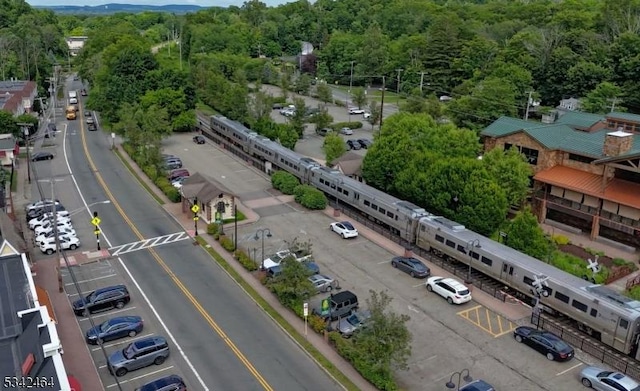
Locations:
39;236;80;254
29;213;71;230
426;276;472;305
35;220;74;236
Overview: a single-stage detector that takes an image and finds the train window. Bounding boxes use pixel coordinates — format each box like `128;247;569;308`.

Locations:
364;200;370;207
379;207;386;214
523;276;534;286
480;256;493;266
457;245;466;253
344;191;350;196
554;291;569;303
471;252;480;260
386;211;394;218
590;309;597;318
337;187;343;193
395;215;398;220
445;240;455;248
571;300;587;312
421;225;426;232
354;193;359;200
435;235;444;243
372;204;378;211
620;319;629;329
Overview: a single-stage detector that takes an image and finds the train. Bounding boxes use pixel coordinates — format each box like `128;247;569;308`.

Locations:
203;114;640;360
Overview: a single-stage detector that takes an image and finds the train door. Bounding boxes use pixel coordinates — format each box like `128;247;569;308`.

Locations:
501;262;515;283
612;317;631;353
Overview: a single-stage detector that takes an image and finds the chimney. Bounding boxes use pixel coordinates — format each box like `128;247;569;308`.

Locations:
603;130;634;157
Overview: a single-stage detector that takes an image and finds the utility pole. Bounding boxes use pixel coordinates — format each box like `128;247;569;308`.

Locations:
349;61;355;94
17;123;33;184
179;24;183;70
524;91;534;121
379;76;386;129
610;97;618;113
419;71;426;93
395;68;403;104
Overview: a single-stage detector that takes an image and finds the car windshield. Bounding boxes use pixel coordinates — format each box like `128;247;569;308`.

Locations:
123;344;136;359
342;222;355;230
459;289;470;296
99;321;110;332
597;371;614;378
85;291;96;302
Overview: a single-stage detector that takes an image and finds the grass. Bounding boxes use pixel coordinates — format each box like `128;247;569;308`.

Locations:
10;170;17;192
194;235;360;391
196;101;218;116
112;148;166;205
223;209;246;224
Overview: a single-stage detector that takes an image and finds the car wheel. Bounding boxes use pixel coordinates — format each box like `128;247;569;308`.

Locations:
447;297;454;304
128;330;137;337
546;352;555;361
49;156;53;160
45;249;54;255
391;261;397;268
410;271;416;278
515;335;523;343
154;356;166;365
115;368;127;377
70;244;77;250
581;378;592;388
326;286;332;292
97;338;103;345
330;225;334;232
342;233;346;239
115;301;125;309
426;284;433;292
82;309;89;317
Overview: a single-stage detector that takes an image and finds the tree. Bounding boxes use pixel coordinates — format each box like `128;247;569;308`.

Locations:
351;291;412;383
295;73;312;95
323;133;347;165
248;90;272;122
367;101;381;130
504;207;552;260
481;148;532;208
351;87;367;109
402;94;427;114
581;82;624;114
289;97;307;138
310;107;333;132
265;257;315;309
0;111;20;139
316;83;333;103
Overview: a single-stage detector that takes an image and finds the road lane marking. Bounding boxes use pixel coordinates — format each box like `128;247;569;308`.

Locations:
78;102;269;390
91;333;155;351
556;363;582;376
65;273;117;286
105;366;174;388
78;307;137;321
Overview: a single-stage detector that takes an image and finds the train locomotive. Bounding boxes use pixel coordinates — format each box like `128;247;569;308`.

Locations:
205;115;640;360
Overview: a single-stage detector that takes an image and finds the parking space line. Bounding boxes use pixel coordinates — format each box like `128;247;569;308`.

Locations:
457;305;517;338
105;366;174;388
91;333;155;351
67;290;95;297
78;307;137;321
377;260;389;264
556;363;582;376
65;274;117;286
412;283;424;288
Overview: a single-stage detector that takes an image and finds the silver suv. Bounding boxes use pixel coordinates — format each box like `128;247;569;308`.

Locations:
108;336;170;377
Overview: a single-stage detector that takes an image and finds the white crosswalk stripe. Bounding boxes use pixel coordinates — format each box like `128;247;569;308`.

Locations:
108;232;191;256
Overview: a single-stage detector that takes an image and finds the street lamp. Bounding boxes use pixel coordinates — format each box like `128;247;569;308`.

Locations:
17;123;34;184
446;369;473;390
254;228;272;270
466;239;481;284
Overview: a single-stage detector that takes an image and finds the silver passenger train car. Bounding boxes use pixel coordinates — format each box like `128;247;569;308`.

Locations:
416;215;640;358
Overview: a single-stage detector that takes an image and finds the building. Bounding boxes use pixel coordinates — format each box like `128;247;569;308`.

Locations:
180;172;236;224
66;36;88;56
0;213;72;390
0;80;37;116
0;134;20;166
332;151;364;182
481;111;640;249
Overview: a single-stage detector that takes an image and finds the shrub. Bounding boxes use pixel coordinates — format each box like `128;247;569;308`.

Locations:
234;249;258;271
207;223;219;235
308;314;328;333
627;285;640;300
271;171;299;194
552;234;570;245
330;121;363;131
142;165;158;181
334;99;345;107
219;235;235;252
294;185;327;210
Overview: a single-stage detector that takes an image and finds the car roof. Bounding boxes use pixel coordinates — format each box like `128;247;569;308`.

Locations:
108;315;141;324
95;285;128;294
309;274;331;282
138;375;185;390
440;278;467;290
608;372;640;388
332;290;357;301
460;380;495;391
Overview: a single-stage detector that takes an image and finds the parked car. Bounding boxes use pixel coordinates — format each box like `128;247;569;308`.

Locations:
136;375;187;391
88;123;97;131
172;177;187;189
266;260;319;278
35;220;74;236
330;221;358;239
426;276;472;304
312;290;359;321
81;89;87;96
460;380;496;391
513;326;574;361
262;249;312;269
272;103;284;110
26;204;66;221
348;107;365;115
363;112;372;119
28;212;69;229
108;336;170;377
31;151;54;161
193;135;205;144
84;110;91;117
86;316;144;345
308;274;339;293
337;310;371;337
579;366;640;391
86;117;95;125
340;127;353;135
316;128;333;136
346;140;361;150
165;159;183;170
26;199;60;212
168;169;189;181
35;227;77;244
72;285;131;316
357;139;372;149
391;256;431;278
39;236;80;254
162;154;177;160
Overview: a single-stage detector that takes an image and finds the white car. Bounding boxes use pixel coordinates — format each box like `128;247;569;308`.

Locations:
35;227;77;245
426;277;472;305
262;249;313;269
35;221;74;236
39;236;80;255
330;221;358;239
363;112;372;119
26;199;60;212
348;107;365;115
172;177;186;189
340;127;353;135
29;213;71;230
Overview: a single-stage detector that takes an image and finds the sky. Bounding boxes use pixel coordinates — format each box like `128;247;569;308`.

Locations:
25;0;288;6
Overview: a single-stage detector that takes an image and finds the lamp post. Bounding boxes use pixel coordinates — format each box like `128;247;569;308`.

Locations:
445;369;473;391
254;228;272;270
466;239;481;284
233;203;238;251
17;123;33;184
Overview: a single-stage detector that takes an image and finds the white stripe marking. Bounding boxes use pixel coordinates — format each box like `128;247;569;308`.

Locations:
78;307;136;321
105;366;174;388
556;362;582;376
65;274;117;286
91;333;154;351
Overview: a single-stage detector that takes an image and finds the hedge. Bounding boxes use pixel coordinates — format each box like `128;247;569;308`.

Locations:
294;185;327;210
123;144;181;203
271;171;300;195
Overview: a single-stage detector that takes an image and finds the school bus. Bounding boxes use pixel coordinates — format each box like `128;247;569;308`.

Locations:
66;106;77;120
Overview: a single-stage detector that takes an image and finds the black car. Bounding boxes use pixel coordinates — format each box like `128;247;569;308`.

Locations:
346;140;361;150
72;285;131;316
84;110;91;117
88;123;97;131
193;135;205;144
81;89;87;96
390;256;431;278
357;139;372;149
136;374;187;391
513;326;574;361
31;151;54;161
86;316;143;344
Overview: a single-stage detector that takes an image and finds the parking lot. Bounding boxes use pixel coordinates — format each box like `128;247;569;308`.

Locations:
457;305;518;338
60;257;188;390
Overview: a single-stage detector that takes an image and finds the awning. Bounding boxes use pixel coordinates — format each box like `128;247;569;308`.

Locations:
35;286;56;323
68;375;82;391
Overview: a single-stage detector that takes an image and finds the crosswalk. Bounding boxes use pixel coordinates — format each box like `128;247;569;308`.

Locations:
108;231;192;257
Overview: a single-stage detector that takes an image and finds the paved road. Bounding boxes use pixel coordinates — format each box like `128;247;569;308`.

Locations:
163;133;601;391
59;80;344;390
327;85;399;117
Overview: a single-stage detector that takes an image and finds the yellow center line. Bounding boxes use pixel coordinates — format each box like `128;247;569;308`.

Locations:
78;102;273;391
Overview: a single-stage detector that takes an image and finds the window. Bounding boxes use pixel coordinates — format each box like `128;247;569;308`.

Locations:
590;308;597;318
371;204;378;211
555;291;569;303
504;143;513;151
620;319;629;329
571;300;587;312
568;153;596;164
364;200;370;207
481;256;493;266
420;225;426;232
435;235;445;243
354;193;359;200
379;207;386;214
386;211;394;218
523;276;534;286
445;240;455;248
457;245;467;253
471;251;479;260
520;146;539;165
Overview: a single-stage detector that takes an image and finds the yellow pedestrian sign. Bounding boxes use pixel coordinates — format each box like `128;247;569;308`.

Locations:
191;204;200;214
91;216;101;226
193;216;199;221
94;229;101;235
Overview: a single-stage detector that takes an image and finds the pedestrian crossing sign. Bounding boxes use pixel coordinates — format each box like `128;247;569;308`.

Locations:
91;216;101;226
94;229;101;235
191;204;200;214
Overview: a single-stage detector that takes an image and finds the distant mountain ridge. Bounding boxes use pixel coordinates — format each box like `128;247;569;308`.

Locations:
34;3;208;14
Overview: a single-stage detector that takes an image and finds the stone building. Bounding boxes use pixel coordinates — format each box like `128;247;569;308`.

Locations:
180;172;236;224
481;111;640;249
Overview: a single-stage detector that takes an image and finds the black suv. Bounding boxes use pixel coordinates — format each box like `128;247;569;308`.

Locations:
312;290;359;321
136;375;187;391
72;285;130;316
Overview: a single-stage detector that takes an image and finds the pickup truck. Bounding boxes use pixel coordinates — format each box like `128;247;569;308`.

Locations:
262;249;313;269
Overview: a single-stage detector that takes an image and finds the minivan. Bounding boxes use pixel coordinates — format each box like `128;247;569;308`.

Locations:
168;169;189;182
312;290;359;321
